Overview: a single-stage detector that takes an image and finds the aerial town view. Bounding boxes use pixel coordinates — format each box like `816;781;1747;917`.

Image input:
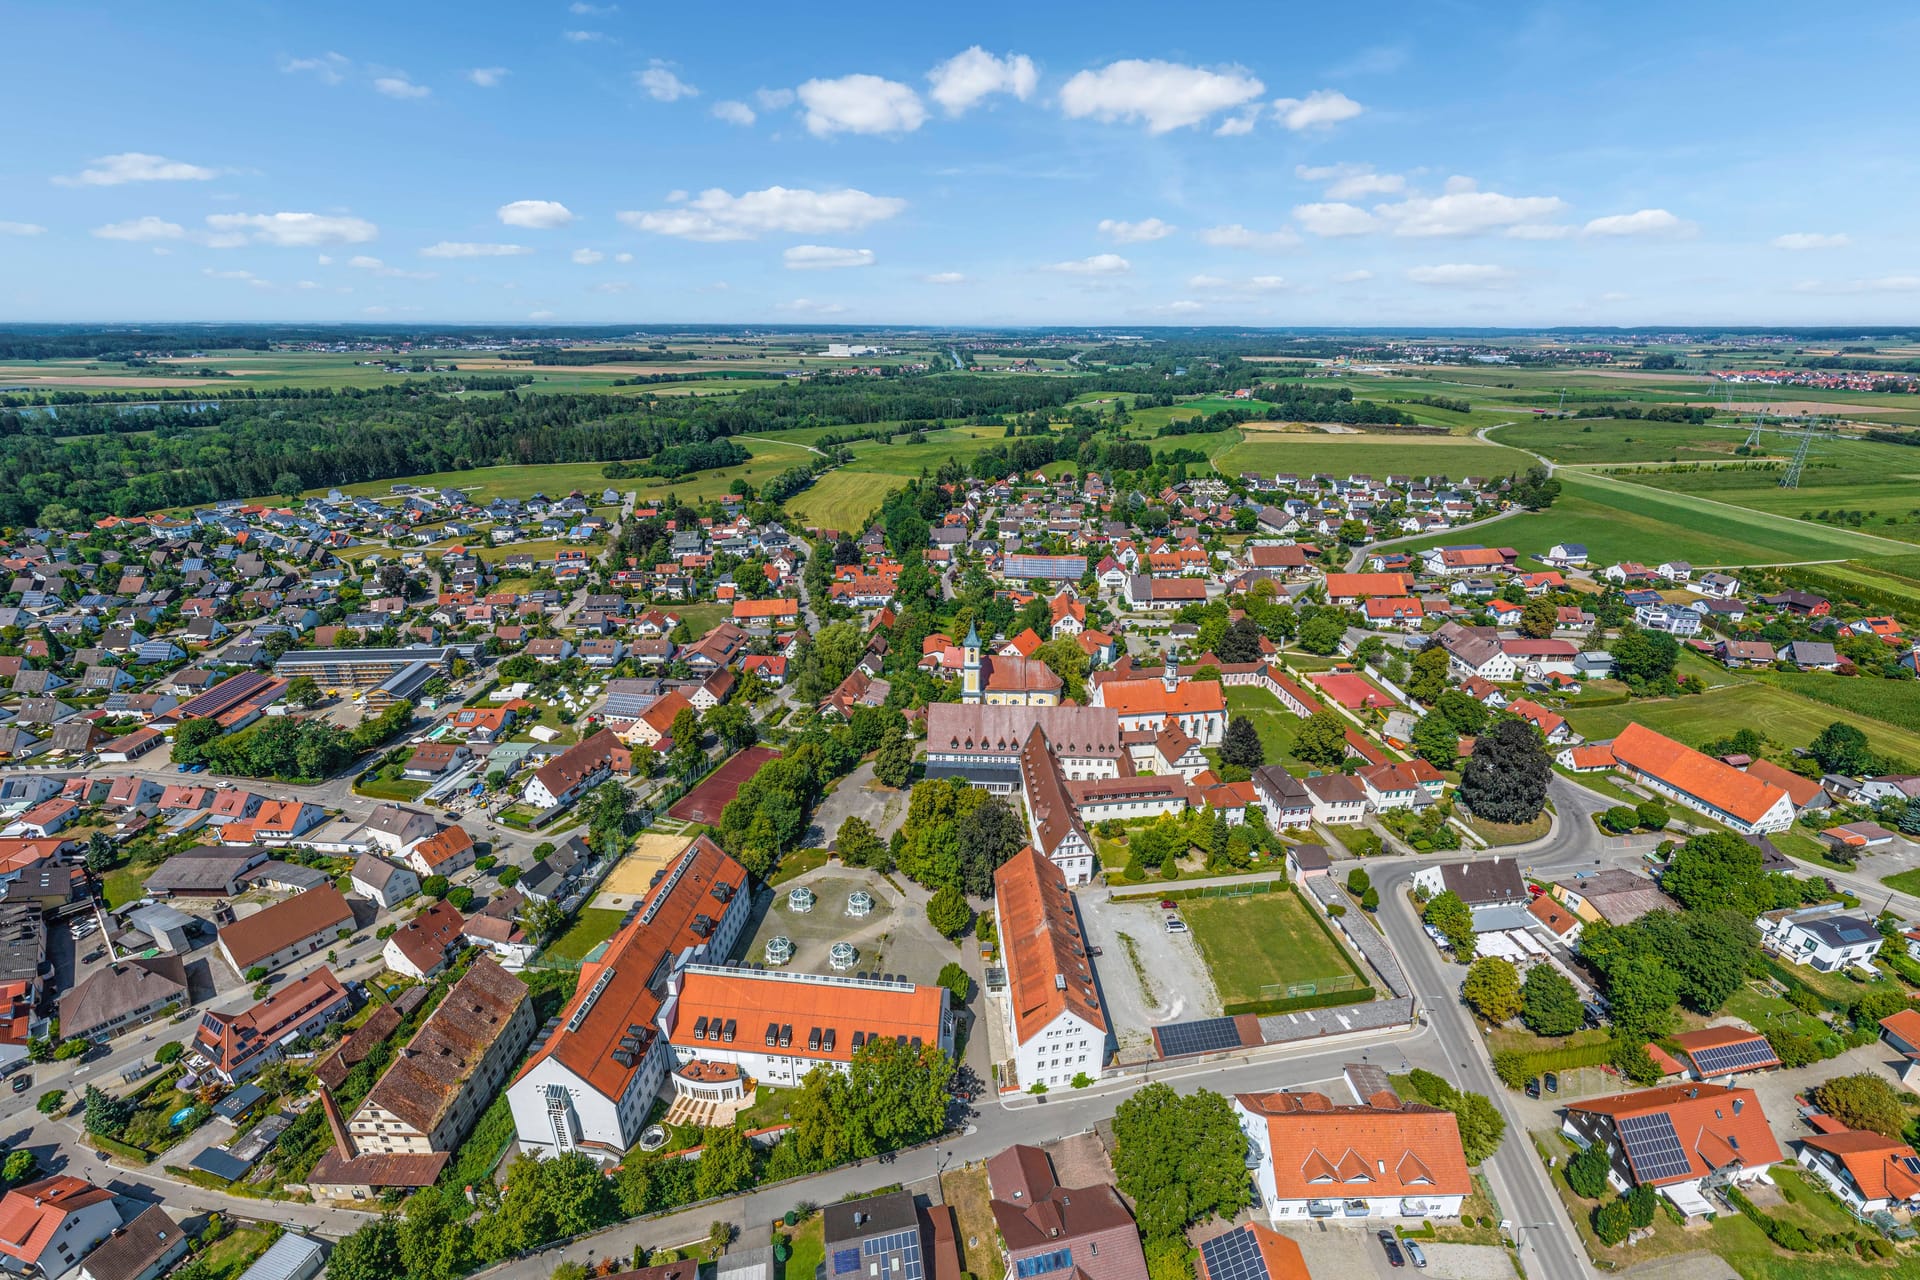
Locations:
7;5;1920;1280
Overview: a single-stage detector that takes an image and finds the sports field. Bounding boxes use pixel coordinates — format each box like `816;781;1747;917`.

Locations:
597;831;694;910
1181;890;1365;1004
669;745;781;825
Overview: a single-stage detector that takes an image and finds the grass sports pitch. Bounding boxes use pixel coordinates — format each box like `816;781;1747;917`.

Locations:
1180;888;1364;1005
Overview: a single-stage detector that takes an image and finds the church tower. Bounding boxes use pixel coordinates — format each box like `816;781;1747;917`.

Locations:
962;620;982;704
1162;644;1179;693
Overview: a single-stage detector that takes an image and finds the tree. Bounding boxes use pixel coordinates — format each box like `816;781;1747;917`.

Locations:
1566;1140;1611;1199
1423;890;1477;958
83;832;116;874
1216;617;1265;665
1410;713;1461;769
1811;721;1873;775
155;1042;184;1065
1660;832;1786;917
1811;1074;1909;1139
1626;1184;1657;1229
1034;637;1091;703
956;797;1025;897
1458;720;1550;824
1519;596;1558;639
1602;951;1681;1039
936;961;972;1004
693;1125;757;1199
285;674;322;708
422;874;450;899
1293;711;1348;768
1899;796;1920;837
1634;801;1669;831
1346;867;1371;896
1600;805;1639;834
1407;645;1451;704
1521;965;1583;1036
1452;1090;1507;1165
874;731;914;789
329;1220;403;1280
927;885;971;938
706;703;758;751
2;1150;36;1185
82;1085;131;1136
1219;717;1264;769
1462;956;1522;1024
1295;614;1345;655
447;886;474;911
835;815;886;868
1111;1084;1252;1240
1593;1198;1633;1246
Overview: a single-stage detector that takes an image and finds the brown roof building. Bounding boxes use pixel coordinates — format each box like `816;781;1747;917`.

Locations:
993;846;1108;1091
987;1145;1148;1280
217;885;354;975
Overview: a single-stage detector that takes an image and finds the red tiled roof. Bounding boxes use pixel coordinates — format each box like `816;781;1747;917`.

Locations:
995;846;1106;1042
1236;1090;1471;1203
1567;1084;1782;1186
220;886;353;969
1612;723;1790;826
1801;1129;1920;1203
669;968;945;1063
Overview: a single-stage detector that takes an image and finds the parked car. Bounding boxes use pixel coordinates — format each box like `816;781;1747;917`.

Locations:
1404;1241;1427;1269
1525;1077;1541;1099
1544;1072;1559;1094
1164;918;1188;934
1377;1231;1404;1268
10;1075;29;1094
1159;899;1177;909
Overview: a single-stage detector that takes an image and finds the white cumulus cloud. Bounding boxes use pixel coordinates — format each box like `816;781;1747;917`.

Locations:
54;152;215;187
206;212;378;247
1583;208;1693;237
0;220;46;236
1059;59;1263;134
924;271;966;284
571;248;605;265
1097;217;1176;243
1295;162;1403;199
756;87;796;110
617;186;906;241
1214;110;1260;137
712;100;756;126
92;216;185;242
1188;274;1290;293
498;200;575;229
784;245;875;270
927;47;1037;115
1334;269;1374;283
467;67;509;88
779;298;849;314
1293;202;1376;237
1772;231;1849;250
1199;224;1300;251
1374;182;1566;236
562;30;606;42
1270;89;1363;130
1045;253;1131;275
419;241;533;258
637;61;697;101
372;74;430;100
1407;263;1513;288
796;74;926;136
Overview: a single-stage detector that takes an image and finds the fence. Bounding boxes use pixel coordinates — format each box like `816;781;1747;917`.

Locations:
1257;973;1365;1001
1110;877;1281;904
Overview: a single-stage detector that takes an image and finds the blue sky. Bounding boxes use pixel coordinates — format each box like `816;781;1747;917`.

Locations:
5;1;1919;327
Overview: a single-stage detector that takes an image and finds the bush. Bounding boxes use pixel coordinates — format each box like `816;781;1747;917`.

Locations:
155;1043;183;1065
244;966;267;982
1567;1141;1611;1199
1601;806;1639;834
1634;802;1669;831
36;1090;65;1115
1626;1184;1656;1228
1593;1198;1633;1246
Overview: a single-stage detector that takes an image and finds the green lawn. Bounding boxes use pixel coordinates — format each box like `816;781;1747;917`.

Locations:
1883;869;1920;896
353;771;430;802
1561;680;1920;767
1223;686;1308;770
779;1214;825;1280
1181;889;1363;1003
196;1225;279;1280
674;601;733;640
100;865;148;909
1756;671;1920;739
542;908;627;964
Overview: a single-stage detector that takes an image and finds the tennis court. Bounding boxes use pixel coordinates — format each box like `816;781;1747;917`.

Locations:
669;745;781;825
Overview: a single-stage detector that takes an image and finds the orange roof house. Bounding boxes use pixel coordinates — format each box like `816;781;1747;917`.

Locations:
1799;1128;1920;1211
0;1177;120;1275
1610;722;1794;835
667;965;950;1066
1323;572;1415;602
1234;1089;1472;1217
731;597;799;624
1563;1084;1782;1200
993;846;1108;1090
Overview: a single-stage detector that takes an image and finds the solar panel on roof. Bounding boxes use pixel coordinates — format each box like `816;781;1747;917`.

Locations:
1617;1112;1692;1183
1686;1037;1777;1077
1199;1228;1267;1280
833;1250;861;1276
1155;1017;1242;1059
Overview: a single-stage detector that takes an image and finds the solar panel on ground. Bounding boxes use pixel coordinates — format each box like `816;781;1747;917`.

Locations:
1199;1228;1267;1280
1687;1037;1777;1076
1617;1112;1692;1183
1155;1017;1242;1059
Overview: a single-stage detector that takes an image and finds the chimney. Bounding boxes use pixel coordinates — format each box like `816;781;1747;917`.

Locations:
318;1084;356;1160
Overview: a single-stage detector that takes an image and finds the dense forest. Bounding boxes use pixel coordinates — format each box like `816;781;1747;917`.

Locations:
0;363;1407;525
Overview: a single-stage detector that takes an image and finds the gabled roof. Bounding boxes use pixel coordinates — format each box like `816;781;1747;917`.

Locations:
994;847;1106;1043
219;886;353;969
1612;723;1790;826
0;1177;115;1266
1567;1083;1782;1186
1801;1128;1920;1203
1235;1090;1471;1203
363;956;528;1136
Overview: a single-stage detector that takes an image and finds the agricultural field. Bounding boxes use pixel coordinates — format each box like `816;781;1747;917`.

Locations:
1395;470;1911;569
1562;680;1920;768
1180;889;1365;1004
1215;429;1530;480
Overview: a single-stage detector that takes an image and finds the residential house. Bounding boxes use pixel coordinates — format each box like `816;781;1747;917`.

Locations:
1561;1084;1780;1216
1234;1088;1470;1222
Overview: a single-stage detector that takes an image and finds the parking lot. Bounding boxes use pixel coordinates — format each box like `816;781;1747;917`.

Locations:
1072;891;1222;1062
